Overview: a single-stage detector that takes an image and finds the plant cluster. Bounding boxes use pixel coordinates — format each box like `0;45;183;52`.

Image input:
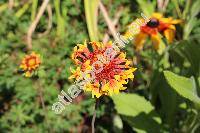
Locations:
0;0;200;132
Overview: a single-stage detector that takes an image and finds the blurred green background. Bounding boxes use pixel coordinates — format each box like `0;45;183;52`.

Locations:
0;0;200;132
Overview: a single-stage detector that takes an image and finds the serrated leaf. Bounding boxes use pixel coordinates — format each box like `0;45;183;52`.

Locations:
163;71;200;105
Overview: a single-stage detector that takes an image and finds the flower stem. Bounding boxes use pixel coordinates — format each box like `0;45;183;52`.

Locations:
91;99;99;133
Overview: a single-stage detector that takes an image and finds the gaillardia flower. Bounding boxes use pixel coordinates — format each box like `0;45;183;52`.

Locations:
124;13;181;50
20;52;41;77
69;41;136;98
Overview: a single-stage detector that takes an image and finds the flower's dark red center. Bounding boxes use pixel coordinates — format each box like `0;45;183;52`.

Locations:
147;18;159;28
94;59;125;82
95;61;116;81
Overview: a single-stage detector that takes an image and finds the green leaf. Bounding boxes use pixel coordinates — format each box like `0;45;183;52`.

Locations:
172;0;182;18
31;0;38;21
112;93;161;132
175;40;200;76
150;71;178;127
183;0;191;19
113;115;123;133
183;0;200;39
190;0;200;18
0;3;8;13
123;115;161;133
184;17;198;39
54;0;65;38
112;93;161;133
84;0;99;41
136;0;155;17
112;93;154;116
163;71;200;106
15;3;30;18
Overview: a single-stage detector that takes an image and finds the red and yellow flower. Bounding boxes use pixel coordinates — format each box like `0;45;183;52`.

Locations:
69;41;136;98
124;13;182;50
20;52;41;77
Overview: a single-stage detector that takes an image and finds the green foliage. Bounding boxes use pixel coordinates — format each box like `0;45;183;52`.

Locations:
84;0;99;41
135;0;155;17
112;93;162;133
164;71;200;106
54;0;65;38
174;39;200;76
183;0;200;39
112;93;154;116
0;0;200;132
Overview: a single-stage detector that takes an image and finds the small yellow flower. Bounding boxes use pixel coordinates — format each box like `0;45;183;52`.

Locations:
20;52;41;77
124;13;182;50
69;41;136;98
